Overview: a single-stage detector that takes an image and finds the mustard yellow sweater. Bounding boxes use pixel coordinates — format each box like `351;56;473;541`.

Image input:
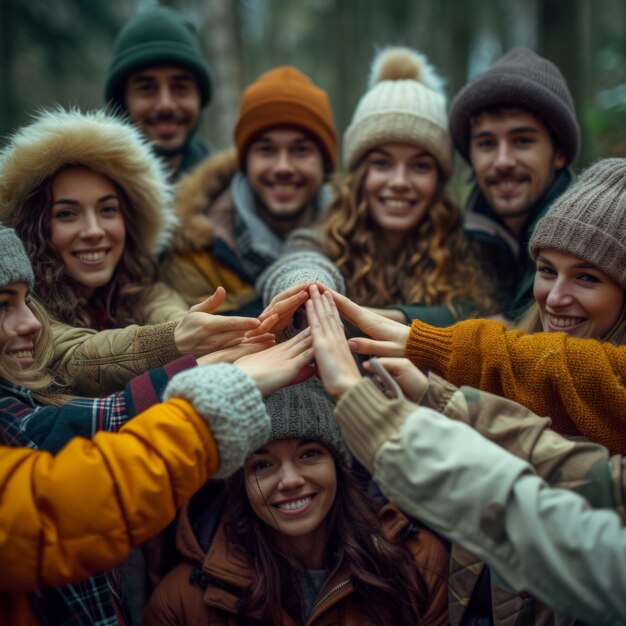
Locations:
406;319;626;455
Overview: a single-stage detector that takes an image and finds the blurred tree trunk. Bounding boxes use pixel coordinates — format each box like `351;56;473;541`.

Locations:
200;0;242;149
538;0;588;168
0;0;17;142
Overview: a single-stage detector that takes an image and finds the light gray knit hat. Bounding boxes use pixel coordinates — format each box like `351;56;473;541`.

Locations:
262;376;352;466
529;158;626;289
343;46;453;177
0;224;34;290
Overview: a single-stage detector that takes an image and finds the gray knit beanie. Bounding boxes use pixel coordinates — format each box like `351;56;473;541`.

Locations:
449;47;579;165
343;47;453;177
0;225;34;290
530;158;626;289
262;376;352;466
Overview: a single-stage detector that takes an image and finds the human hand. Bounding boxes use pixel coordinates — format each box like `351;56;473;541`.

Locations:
249;282;312;340
318;287;410;357
235;328;314;396
362;357;428;403
174;287;262;357
196;337;276;365
306;284;362;399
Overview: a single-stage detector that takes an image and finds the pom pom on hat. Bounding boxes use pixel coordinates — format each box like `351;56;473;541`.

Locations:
368;46;446;96
343;46;453;176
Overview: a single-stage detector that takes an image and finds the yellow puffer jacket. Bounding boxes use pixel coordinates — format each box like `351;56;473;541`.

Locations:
0;397;219;626
51;281;187;396
160;149;257;312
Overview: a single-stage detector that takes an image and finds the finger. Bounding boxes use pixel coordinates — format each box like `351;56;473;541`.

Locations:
205;315;261;332
246;313;279;337
347;338;401;357
242;332;277;345
189;286;226;314
293;363;316;385
279;327;312;352
325;288;369;327
362;358;407;379
237;341;275;357
261;283;312;318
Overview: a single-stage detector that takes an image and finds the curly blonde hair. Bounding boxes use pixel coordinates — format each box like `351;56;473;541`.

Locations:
321;158;496;313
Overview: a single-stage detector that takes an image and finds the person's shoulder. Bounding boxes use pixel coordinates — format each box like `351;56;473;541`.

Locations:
379;502;449;577
176;148;238;205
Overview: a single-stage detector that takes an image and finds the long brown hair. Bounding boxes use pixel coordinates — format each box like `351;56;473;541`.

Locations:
14;168;159;329
321;158;496;314
224;454;426;625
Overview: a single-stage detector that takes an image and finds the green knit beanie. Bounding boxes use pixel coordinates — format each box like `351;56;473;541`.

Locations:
104;6;212;110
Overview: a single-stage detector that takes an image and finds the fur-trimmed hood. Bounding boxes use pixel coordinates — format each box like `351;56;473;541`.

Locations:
172;148;238;252
0;107;177;255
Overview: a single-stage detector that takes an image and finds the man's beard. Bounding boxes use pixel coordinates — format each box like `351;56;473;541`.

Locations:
152;141;187;158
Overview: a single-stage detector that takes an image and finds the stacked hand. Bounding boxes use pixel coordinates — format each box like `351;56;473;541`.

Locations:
175;287;276;357
187;284;424;402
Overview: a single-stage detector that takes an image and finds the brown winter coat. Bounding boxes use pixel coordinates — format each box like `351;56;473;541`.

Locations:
160;149;258;312
144;497;449;625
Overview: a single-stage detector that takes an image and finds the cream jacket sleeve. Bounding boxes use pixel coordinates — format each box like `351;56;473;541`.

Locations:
335;377;626;626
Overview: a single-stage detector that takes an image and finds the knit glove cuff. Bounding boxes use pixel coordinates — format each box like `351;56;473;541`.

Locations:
259;251;346;338
164;363;270;478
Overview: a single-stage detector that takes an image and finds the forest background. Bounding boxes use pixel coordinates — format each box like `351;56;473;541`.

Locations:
2;0;625;193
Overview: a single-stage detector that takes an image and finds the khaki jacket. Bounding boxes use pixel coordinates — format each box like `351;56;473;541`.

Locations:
51;282;186;395
144;497;449;625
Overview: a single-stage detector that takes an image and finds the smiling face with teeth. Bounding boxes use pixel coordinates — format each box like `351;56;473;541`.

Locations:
469;108;567;237
244;437;337;567
363;143;439;246
245;128;325;236
50;167;126;299
0;282;42;370
534;248;625;339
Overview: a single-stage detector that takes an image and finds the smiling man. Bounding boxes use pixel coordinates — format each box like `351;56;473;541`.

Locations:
160;66;337;314
449;47;580;319
105;6;212;181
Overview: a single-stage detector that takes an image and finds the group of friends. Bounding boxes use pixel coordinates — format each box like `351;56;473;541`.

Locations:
2;5;626;626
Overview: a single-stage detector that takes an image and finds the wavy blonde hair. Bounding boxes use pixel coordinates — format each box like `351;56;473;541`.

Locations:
0;297;71;407
321;158;496;313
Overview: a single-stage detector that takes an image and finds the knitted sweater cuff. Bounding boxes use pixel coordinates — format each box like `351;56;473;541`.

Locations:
164;363;271;477
405;319;455;376
334;378;417;472
260;250;345;303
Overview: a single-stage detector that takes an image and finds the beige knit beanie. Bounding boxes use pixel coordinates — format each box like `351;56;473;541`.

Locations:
530;158;626;289
343;47;453;177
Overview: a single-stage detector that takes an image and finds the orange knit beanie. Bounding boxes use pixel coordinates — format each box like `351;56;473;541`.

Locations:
234;66;337;171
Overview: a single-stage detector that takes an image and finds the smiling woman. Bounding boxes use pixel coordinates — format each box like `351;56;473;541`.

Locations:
0;108;199;394
519;158;626;345
259;46;497;327
144;376;449;626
